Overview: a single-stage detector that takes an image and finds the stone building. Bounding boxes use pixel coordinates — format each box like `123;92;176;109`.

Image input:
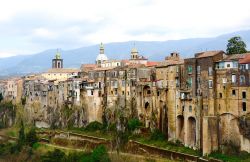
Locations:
213;53;250;154
175;51;224;151
42;51;79;81
2;45;250;156
155;52;184;140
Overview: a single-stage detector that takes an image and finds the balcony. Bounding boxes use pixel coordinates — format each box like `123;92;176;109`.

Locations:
180;92;192;100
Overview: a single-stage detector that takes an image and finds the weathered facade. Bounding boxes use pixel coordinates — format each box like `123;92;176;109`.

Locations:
1;46;250;156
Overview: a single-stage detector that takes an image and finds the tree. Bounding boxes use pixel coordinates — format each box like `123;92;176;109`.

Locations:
17;120;25;151
0;93;3;102
226;36;247;54
26;127;38;147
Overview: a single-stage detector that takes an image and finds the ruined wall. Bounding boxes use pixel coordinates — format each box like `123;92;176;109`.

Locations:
203;116;218;155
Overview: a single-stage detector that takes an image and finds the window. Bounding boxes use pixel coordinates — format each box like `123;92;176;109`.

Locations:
197;66;201;74
208;80;213;88
222;78;227;84
240;75;246;85
233;62;238;68
157;91;160;96
122;80;125;87
187;65;192;74
232;74;236;83
122;91;125;95
242;102;246;111
219;93;222;98
240;64;246;70
218;62;224;69
227;64;230;68
232;89;236;96
176;78;179;87
187;77;192;88
189;105;192;112
127;91;130;96
242;91;246;99
147;90;151;95
208;67;213;76
91;90;94;96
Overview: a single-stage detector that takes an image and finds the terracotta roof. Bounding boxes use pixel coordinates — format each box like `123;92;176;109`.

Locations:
80;64;97;69
121;59;129;63
222;53;250;61
146;61;160;67
239;53;250;64
195;50;224;58
157;59;184;67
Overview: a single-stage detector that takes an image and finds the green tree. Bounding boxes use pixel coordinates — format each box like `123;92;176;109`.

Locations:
91;145;110;162
0;93;3;102
17;120;25;151
128;118;142;132
226;36;247;54
26;127;38;147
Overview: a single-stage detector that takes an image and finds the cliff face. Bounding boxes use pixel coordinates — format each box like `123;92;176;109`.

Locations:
0;102;16;128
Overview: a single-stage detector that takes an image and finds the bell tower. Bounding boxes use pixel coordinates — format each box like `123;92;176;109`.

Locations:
130;43;139;60
52;49;63;68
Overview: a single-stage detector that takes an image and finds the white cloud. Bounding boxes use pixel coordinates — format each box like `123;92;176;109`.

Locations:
33;28;57;39
0;0;250;57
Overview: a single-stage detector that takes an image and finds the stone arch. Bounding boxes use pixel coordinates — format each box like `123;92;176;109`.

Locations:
143;85;151;97
219;113;241;150
58;61;61;68
145;102;149;109
187;116;196;147
177;115;184;142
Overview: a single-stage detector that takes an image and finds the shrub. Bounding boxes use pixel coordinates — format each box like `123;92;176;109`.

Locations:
150;129;166;141
0;143;14;156
41;149;66;162
91;145;110;162
128;118;142;131
26;127;39;147
84;121;103;131
32;143;41;150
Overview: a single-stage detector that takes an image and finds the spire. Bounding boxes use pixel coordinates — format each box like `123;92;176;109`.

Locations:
55;48;61;59
131;42;138;53
100;42;104;54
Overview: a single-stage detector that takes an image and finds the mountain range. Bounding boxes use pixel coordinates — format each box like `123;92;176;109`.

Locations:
0;30;250;77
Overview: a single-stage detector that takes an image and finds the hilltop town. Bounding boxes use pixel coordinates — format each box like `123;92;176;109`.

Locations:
1;42;250;158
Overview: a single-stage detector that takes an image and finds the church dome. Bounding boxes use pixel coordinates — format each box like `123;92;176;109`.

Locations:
96;43;108;63
131;47;138;53
96;53;108;62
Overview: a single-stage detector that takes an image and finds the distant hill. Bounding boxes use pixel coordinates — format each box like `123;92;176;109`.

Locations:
0;29;249;77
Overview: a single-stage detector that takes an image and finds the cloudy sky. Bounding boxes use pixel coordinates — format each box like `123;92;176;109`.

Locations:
0;0;250;58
